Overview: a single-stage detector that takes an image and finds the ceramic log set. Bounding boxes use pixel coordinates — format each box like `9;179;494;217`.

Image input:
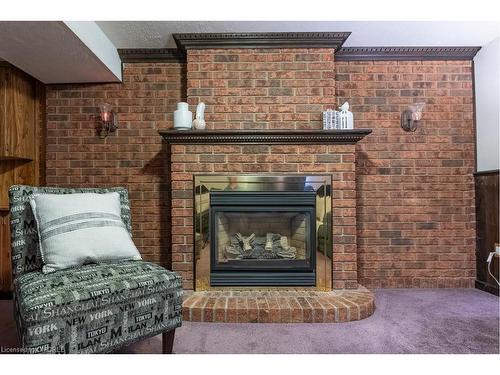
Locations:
173;102;206;130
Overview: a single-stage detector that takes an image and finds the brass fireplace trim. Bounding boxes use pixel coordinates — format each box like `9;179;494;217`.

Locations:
193;174;332;291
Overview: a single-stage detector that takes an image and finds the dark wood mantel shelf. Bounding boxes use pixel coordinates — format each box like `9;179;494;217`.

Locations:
159;129;372;145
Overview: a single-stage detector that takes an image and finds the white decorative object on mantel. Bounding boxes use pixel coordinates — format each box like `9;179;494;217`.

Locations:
173;102;193;130
338;102;354;129
322;109;338;130
193;102;206;130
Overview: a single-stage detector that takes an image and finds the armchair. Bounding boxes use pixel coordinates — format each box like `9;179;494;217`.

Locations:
8;185;182;354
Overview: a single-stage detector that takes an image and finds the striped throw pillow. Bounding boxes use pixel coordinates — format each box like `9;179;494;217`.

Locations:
29;192;142;273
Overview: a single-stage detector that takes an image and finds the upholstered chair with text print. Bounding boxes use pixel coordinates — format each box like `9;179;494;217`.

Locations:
9;185;182;354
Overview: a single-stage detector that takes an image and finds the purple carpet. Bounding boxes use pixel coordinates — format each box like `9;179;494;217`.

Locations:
1;289;498;354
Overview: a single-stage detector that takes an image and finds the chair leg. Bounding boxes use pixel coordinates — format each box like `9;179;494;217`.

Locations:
162;329;175;354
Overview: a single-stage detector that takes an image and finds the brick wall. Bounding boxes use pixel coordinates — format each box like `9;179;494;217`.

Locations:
43;53;477;290
170;144;358;290
336;60;476;288
46;62;186;267
187;48;336;130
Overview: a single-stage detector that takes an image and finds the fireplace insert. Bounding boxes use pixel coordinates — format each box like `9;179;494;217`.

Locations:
194;175;332;290
210;191;316;286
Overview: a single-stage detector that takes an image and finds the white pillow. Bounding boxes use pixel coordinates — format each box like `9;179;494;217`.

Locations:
29;192;142;273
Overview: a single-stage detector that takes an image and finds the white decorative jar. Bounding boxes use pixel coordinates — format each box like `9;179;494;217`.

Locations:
173;102;192;130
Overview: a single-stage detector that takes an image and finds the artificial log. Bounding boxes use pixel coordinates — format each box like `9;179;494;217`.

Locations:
265;233;273;251
235;232;255;251
224;233;297;260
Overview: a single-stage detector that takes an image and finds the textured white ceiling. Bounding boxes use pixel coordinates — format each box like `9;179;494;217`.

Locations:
0;21;121;83
96;21;499;48
1;21;497;84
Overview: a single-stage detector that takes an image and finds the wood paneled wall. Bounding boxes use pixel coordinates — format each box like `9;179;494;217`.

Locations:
0;62;45;293
475;170;499;295
0;211;11;293
0;65;36;159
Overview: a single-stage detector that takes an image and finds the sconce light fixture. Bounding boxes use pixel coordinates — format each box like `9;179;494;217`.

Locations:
98;103;118;138
401;102;425;132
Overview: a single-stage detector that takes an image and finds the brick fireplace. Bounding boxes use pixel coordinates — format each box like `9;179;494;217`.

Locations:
164;33;369;293
164;132;369;291
163;131;375;322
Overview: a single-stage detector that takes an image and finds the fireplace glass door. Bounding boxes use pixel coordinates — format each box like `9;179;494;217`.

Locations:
209;191;316;286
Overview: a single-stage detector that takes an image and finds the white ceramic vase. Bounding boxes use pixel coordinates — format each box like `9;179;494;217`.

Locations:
173;102;192;130
193;102;206;130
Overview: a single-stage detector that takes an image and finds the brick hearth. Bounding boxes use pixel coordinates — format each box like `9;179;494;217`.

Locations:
182;287;375;323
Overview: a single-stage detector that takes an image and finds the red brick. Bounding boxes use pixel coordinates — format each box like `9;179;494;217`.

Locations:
47;55;475;293
337;60;475;289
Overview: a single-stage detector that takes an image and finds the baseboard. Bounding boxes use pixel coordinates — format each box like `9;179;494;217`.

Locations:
0;291;13;300
474;169;500;176
475;280;499;296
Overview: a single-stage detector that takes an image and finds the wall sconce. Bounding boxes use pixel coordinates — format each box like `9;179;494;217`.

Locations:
401;102;425;132
99;103;118;138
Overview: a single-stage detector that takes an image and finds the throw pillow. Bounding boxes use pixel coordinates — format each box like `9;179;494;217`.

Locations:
30;192;142;273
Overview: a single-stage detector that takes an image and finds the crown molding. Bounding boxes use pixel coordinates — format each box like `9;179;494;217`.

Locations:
117;44;481;64
173;32;351;54
335;46;481;61
118;48;185;63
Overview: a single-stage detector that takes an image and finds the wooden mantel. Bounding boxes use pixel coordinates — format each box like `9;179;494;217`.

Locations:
159;129;372;145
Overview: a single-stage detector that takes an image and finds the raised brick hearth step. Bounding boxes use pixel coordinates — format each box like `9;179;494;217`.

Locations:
182;287;375;323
